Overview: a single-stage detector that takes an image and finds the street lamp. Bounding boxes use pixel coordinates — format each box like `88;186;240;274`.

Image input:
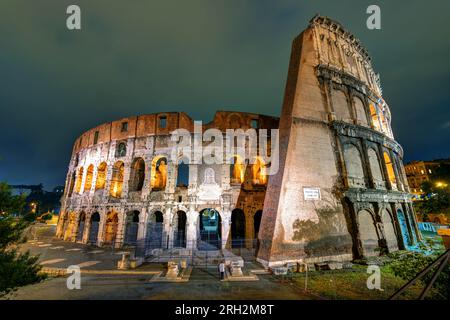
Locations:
435;181;448;188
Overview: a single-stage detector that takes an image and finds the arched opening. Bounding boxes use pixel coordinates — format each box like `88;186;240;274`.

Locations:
353;97;368;126
176;158;189;188
174;211;187;248
95;162;107;190
151;156;167;190
368;148;384;188
74;167;84;194
358;210;380;256
397;209;411;248
88;212;100;244
369;103;382;131
198;209;221;250
84;164;94;193
343;144;366;188
116;142;127;157
110;161;124;197
129;158;145;192
253;210;262;248
124;210;140;245
146;211;164;250
381;209;398;252
76;212;86;242
68;172;76;197
383;152;397;190
252;157;267;185
104;211;119;245
230;155;244;184
332;89;351;122
231;209;246;248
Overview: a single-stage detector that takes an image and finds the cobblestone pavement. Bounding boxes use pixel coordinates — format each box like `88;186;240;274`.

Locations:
5;224;317;300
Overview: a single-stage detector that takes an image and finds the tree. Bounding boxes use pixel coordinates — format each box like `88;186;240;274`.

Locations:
0;182;45;296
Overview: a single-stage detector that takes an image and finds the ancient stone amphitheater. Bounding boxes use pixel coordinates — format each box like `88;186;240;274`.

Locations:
57;15;421;267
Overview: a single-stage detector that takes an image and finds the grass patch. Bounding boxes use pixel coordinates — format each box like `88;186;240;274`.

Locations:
291;265;438;300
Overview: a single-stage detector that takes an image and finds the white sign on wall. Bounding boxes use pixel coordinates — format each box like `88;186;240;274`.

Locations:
303;187;321;201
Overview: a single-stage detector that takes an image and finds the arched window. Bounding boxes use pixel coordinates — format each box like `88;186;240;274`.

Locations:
358;210;380;256
74;167;84;194
84;164;94;193
116;142;127;157
129;158;145;192
110;161;124;197
67;171;76;197
383;152;397;190
353;97;368;126
252;157;267;185
95;162;107;190
151;156;167;190
230;155;244;184
368;148;384;188
176;158;189;188
332;89;351;122
343;144;366;188
369;103;382;132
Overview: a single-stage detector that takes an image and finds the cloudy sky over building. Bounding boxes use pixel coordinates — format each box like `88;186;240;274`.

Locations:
0;0;449;189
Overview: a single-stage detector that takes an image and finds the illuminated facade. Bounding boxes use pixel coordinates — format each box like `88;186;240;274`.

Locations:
57;15;421;266
56;111;278;253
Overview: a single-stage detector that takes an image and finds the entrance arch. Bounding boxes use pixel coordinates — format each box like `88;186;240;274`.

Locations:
88;212;100;244
231;209;246;248
174;211;187;248
104;211;119;245
198;209;221;250
124;211;140;245
76;212;86;242
381;209;398;252
146;211;164;250
358;210;380;256
397;209;411;248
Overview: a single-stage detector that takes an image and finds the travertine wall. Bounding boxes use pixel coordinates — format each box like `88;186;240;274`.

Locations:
57;111;278;253
257;15;420;267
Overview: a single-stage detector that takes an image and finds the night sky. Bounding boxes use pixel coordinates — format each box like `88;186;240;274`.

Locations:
0;0;449;190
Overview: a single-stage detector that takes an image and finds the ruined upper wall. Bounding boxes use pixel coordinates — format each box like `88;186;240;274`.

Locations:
71;111;279;155
309;15;382;97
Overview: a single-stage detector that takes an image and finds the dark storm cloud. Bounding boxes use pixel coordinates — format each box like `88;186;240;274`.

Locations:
0;0;449;189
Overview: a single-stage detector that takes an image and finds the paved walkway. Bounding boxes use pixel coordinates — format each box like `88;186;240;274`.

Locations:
6;224;318;300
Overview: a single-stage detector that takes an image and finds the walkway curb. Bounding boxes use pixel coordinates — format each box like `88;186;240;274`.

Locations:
40;267;161;277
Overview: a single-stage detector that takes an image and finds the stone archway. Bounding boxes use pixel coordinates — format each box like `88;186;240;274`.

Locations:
124;210;140;246
104;211;119;245
231;208;246;248
358;210;380;256
76;212;86;242
88;212;100;244
146;211;164;250
174;211;187;248
198;208;221;250
381;209;398;252
397;209;411;248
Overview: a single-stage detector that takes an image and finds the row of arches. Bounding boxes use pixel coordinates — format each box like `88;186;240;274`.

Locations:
60;208;263;251
67;154;269;198
343;143;404;191
330;88;392;138
357;207;416;257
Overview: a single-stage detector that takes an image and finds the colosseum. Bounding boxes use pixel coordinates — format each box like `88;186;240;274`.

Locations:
56;15;421;267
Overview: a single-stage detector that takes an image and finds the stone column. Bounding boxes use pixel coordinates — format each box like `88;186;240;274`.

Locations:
82;213;91;244
221;210;232;250
162;206;172;249
121;161;131;199
97;210;107;247
245;212;254;249
115;210;126;248
103;163;114;199
186;208;198;250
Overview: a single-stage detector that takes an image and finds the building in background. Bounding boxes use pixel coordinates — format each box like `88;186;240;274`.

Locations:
405;159;450;197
